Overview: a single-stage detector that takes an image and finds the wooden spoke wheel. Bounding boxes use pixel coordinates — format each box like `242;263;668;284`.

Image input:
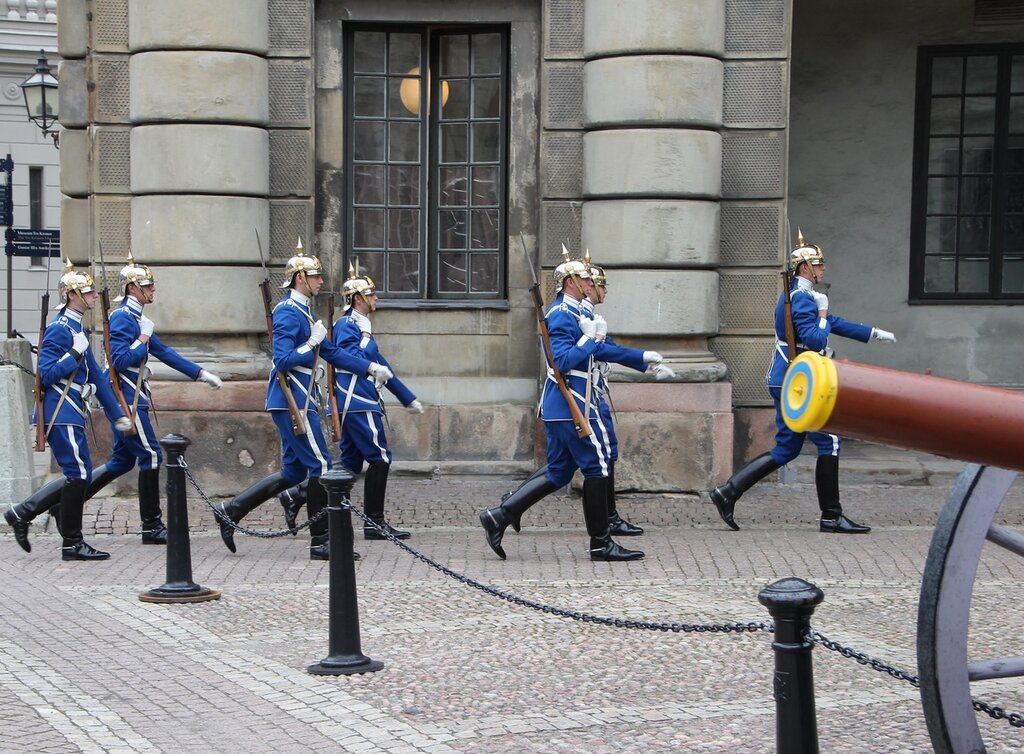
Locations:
918;464;1022;753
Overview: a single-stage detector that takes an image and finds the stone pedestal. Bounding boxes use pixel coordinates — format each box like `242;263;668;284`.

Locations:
0;340;39;503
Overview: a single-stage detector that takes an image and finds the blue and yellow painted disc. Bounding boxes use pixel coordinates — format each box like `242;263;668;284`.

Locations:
782;352;839;433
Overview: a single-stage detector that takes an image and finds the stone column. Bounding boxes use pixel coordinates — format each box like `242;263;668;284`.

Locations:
581;0;731;490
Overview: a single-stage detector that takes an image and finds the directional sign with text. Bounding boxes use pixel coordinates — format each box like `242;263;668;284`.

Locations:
6;227;61;257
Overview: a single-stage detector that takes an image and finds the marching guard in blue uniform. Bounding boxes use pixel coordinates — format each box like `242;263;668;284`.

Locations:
479;251;670;562
709;231;896;533
217;249;383;560
278;264;424;541
481;259;674;556
4;260;133;560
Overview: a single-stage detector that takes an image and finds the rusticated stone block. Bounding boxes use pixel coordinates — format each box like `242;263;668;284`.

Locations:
129;0;269;53
132;196;269;264
584;129;721;198
596;269;718;336
131;125;268;195
583;199;719;267
584;0;725;58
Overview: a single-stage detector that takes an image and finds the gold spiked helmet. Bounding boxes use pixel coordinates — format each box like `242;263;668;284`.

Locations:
789;228;825;269
280;237;323;288
342;258;376;306
552;243;592;292
56;257;96;308
115;249;154;301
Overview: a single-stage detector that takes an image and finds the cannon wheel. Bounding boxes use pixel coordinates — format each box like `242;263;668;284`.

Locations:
918;463;1022;753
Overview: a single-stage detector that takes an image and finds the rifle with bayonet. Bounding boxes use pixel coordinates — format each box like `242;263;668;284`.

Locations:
781;254;797;362
255;228;306;435
33;241;52;450
97;245;136;434
520;233;591;439
325;291;342;440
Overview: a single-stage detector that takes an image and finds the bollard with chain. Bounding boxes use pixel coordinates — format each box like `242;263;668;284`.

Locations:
758;577;824;754
139;434;221;604
307;468;383;676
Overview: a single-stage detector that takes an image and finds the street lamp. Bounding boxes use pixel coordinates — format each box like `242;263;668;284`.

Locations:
19;50;60;148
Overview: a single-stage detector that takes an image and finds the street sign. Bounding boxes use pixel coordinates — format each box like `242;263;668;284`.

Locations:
6;227;60;257
0;195;9;227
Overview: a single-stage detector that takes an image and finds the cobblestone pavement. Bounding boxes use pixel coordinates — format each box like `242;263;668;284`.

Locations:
2;454;1023;753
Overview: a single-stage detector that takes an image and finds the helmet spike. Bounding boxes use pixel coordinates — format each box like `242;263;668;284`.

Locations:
64;256;74;273
295;236;304;254
126;248;136;265
797;227;806;246
583;248;591;265
348;259;357;278
561;243;571;263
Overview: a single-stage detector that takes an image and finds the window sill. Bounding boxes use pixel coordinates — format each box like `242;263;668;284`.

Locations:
377;299;510;311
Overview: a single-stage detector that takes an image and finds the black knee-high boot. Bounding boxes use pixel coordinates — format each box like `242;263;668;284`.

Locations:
278;479;308;534
60;478;110;561
606;461;643;536
708;452;781;531
502;464;550;532
138;469;166;544
816;455;870;533
479;474;558;559
583;477;643;561
4;477;64;553
362;461;409;540
218;471;291;553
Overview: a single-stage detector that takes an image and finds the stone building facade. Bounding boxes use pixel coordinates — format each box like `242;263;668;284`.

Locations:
51;0;1024;494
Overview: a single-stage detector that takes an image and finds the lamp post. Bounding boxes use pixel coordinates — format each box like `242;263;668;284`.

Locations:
19;50;60;148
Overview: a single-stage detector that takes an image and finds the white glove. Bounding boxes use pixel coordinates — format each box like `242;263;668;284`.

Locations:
139;316;155;337
643;350;663;364
811;291;829;312
114;416;133;433
368;362;393;387
650;363;676;380
407;399;424;414
308;320;328;347
71;330;90;356
593;314;608;340
871;328;896;343
198;370;222;389
579;317;598;340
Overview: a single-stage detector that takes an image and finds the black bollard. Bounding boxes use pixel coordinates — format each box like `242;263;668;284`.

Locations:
139;434;221;604
758;577;824;754
308;468;384;676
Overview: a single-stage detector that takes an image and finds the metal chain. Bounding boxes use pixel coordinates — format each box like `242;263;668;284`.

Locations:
0;354;35;377
171;458;326;538
810;630;1024;729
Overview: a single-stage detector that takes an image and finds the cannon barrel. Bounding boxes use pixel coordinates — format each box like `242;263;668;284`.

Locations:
781;352;1024;474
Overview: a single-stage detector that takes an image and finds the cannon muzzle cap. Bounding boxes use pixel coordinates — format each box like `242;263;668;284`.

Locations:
782;352;839;433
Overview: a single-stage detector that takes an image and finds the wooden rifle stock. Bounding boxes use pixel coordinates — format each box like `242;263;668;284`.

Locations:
781;267;797;362
99;288;136;435
527;283;591;439
259;278;306;436
326;292;341;440
33;291;49;450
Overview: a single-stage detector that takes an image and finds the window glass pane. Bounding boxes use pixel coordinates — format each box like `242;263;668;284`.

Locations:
439;210;467;249
1009;96;1024;134
1013;56;1024;93
471;209;500;249
472;123;501;162
1005;215;1024;252
440;36;469;76
441;79;469;120
961;137;992;173
441;123;468;163
389;208;420;249
353;78;385;117
964;96;995;133
472;166;499;206
926;216;956;255
958;257;989;292
927;177;958;213
388;252;420;292
931;57;963;95
930;98;961;134
957;216;990;256
924;255;955;292
473;78;502;119
392;74;423;118
965;56;998;94
353;32;386;74
1007;175;1024;212
439;167;468;206
472;34;502;75
354;208;385;248
438;252;468;292
389;34;420;74
388;165;419;206
470;252;500;292
358;252;385;287
960;176;991;213
928;137;960;174
1008;136;1024;172
1003;257;1024;293
353;121;385;161
353;165;385;205
389;122;420;162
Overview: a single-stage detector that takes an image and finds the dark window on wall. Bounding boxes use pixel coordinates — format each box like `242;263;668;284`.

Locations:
910;45;1024;302
29;166;43;267
345;26;508;301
